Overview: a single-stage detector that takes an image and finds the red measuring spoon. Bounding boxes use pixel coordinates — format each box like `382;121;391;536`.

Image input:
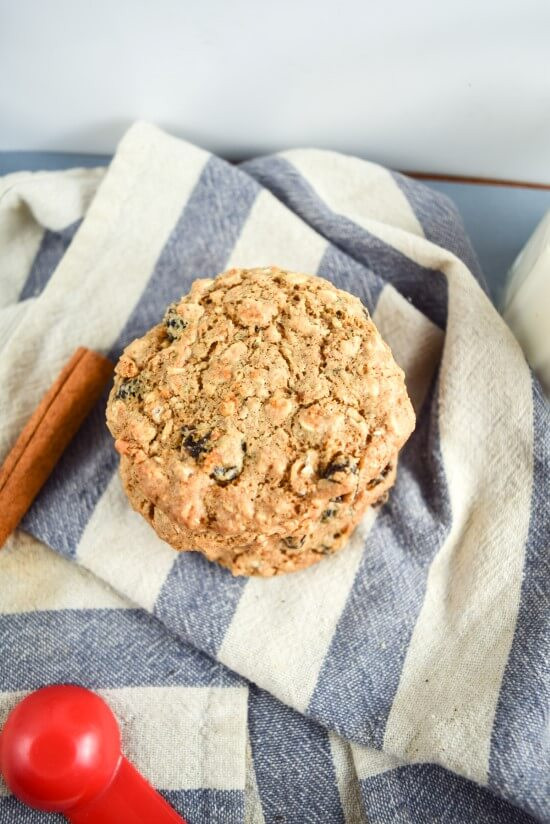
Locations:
0;685;187;823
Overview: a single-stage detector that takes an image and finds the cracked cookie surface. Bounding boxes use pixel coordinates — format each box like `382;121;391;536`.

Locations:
106;266;415;576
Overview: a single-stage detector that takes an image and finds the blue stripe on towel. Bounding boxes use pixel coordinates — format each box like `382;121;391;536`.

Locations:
0;609;240;691
161;790;245;824
154;551;247;658
359;763;536;824
308;378;452;747
19;220;82;301
0;799;64;823
391;172;486;290
317;244;386;313
0;788;244;824
241;155;448;329
248;685;345;823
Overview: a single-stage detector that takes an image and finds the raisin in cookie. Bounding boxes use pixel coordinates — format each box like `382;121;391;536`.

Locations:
106;266;415;576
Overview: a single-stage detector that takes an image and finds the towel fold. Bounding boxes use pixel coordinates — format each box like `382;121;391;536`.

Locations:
0;122;548;824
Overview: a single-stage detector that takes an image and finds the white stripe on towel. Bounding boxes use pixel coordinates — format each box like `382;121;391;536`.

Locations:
0;123;208;460
78;472;177;613
0;686;247;794
226;187;327;272
373;284;443;414
0;532;130;613
384;260;534;785
219;510;377;712
282;149;424;238
329;733;369;823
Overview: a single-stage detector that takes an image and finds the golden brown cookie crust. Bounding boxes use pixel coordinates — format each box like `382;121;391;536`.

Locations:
106;266;415;576
120;452;398;575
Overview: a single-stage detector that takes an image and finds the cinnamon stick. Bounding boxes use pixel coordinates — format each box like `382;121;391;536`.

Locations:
0;347;113;547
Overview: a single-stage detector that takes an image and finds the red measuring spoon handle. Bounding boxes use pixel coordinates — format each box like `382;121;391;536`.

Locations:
69;757;186;824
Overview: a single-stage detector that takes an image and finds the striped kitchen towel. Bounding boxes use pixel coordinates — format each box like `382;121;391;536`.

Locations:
0;122;548;823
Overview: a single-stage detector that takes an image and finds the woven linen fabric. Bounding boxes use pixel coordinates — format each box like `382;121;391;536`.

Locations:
0;122;548;824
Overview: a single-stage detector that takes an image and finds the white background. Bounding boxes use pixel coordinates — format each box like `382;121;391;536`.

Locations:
2;0;550;182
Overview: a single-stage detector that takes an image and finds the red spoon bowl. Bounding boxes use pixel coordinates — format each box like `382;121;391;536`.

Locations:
0;685;186;823
0;685;121;812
